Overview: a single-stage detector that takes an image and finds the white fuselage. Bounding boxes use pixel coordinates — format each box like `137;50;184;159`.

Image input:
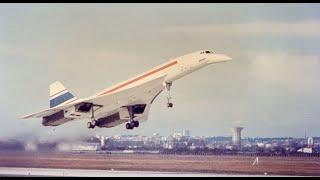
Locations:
95;50;231;98
58;50;232;123
23;50;231;128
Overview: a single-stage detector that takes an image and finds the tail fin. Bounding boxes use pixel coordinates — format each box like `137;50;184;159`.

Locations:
49;81;77;108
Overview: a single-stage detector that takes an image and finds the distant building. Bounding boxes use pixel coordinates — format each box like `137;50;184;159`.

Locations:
56;142;100;152
95;135;106;147
72;142;99;151
308;137;314;148
257;142;265;148
173;131;182;139
298;147;313;154
225;145;233;150
265;144;272;149
182;129;190;137
24;141;37;152
189;143;196;150
231;127;243;147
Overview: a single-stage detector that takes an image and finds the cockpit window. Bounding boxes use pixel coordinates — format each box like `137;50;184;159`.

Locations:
200;51;214;54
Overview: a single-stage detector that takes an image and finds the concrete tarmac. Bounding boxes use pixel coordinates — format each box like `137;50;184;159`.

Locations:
0;167;281;177
1;152;319;176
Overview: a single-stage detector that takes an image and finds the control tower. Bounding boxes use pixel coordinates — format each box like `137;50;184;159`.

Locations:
231;127;243;147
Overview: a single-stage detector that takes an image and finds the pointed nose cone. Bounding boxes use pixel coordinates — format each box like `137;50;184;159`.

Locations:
217;54;232;61
208;54;232;64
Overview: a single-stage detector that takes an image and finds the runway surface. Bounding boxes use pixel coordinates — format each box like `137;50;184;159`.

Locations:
0;167;279;177
1;152;319;176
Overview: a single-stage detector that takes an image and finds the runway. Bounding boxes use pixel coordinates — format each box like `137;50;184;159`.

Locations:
0;167;277;177
1;152;318;176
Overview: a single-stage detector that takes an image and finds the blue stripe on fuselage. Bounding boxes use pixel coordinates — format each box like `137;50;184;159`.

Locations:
50;92;74;108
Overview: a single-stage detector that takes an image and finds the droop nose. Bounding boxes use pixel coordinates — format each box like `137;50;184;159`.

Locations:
216;54;232;61
208;54;232;64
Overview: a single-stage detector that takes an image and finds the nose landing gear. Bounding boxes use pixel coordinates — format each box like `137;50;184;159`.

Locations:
166;82;173;108
87;120;97;129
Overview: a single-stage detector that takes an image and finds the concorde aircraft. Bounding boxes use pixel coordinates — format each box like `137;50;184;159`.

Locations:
23;50;231;130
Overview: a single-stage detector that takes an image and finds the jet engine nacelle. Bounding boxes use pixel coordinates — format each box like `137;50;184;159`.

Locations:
42;102;94;126
42;110;73;126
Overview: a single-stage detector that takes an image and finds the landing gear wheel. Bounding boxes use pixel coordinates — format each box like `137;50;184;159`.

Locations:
92;120;97;127
133;121;139;128
126;123;133;130
167;102;173;108
87;122;94;129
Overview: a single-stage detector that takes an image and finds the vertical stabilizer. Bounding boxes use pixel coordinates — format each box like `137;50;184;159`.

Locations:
49;81;77;108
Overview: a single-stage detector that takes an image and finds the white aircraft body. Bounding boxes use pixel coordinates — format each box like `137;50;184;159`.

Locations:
23;50;231;130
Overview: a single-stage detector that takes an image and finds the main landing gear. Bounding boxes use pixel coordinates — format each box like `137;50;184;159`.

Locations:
166;82;173;108
125;106;139;130
87;104;103;129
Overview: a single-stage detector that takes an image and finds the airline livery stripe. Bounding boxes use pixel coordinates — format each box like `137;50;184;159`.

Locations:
98;60;178;96
49;92;74;108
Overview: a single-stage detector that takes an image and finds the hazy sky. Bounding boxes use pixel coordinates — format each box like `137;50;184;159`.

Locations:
1;3;320;140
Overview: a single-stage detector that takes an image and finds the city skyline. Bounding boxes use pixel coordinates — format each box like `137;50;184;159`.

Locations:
2;129;319;156
1;4;320;140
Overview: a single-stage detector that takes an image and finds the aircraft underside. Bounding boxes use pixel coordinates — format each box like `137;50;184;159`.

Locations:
41;82;174;130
